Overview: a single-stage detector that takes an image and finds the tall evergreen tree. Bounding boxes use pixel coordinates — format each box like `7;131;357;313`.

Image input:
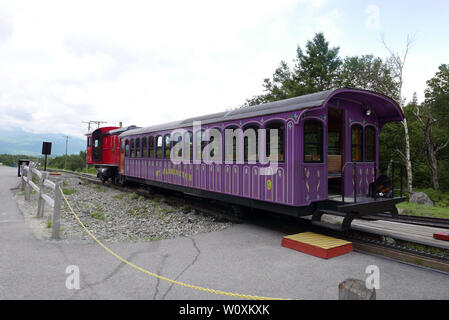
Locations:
245;32;342;106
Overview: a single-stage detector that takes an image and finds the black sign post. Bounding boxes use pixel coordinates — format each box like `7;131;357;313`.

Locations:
42;142;52;171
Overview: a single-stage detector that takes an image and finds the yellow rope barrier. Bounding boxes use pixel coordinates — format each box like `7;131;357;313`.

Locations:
60;187;288;300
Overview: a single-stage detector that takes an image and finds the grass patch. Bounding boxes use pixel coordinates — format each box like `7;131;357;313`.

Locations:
92;184;106;192
46;219;52;228
62;188;76;195
113;193;127;200
144;236;163;241
404;242;446;256
397;202;449;219
129;192;139;200
91;203;105;221
91;211;105;221
127;208;148;218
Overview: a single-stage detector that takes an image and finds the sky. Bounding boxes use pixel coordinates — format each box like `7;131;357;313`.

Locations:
0;0;448;139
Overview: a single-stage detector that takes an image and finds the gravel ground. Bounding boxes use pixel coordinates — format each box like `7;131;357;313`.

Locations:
14;173;232;243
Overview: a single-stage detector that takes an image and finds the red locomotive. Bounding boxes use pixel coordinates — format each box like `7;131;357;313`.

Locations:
86;124;138;183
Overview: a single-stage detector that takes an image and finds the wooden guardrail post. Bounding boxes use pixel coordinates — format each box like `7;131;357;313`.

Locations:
52;179;62;240
338;279;376;300
37;171;47;218
20;165;25;191
25;165;32;201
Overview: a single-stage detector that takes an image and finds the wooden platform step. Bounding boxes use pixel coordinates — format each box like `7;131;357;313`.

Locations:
282;232;353;259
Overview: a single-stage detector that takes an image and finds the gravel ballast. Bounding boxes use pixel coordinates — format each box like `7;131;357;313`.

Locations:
14;174;232;243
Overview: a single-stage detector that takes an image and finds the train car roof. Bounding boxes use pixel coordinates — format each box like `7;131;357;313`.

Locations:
120;88;403;137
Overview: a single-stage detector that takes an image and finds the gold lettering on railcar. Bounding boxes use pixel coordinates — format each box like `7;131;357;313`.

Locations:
156;168;192;181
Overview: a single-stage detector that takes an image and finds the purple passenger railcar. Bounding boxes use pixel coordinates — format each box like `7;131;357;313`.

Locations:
118;88;405;230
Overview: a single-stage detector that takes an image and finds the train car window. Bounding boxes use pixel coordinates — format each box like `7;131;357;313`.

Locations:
130;139;135;158
149;136;154;158
266;121;285;163
136;138;141;157
173;133;183;158
328;132;340;155
365;126;376;162
164;134;171;159
244;124;259;163
156;136;163;158
142;137;147;158
351;125;363;162
304;120;322;163
87;137;91;147
225;126;238;163
195;130;205;161
125;139;130;157
185;131;193;161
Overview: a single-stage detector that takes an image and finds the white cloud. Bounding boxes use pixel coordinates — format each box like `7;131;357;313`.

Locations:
0;0;345;139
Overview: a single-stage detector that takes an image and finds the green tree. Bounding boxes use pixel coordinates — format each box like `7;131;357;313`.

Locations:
294;32;342;92
336;55;399;99
412;64;449;190
245;32;342;106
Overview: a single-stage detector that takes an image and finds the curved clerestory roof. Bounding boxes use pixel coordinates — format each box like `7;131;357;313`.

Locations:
120;88;403;138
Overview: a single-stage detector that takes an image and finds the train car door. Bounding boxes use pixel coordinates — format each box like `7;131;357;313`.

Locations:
119;138;125;173
301;117;327;204
92;129;102;162
327;107;345;197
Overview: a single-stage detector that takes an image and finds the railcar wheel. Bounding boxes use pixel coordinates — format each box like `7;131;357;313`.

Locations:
147;185;156;195
114;175;126;187
231;205;248;219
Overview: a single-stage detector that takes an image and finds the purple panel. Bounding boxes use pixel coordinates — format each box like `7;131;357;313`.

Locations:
232;165;239;195
224;165;231;193
343;163;375;196
302;165;326;203
194;165;200;188
242;166;250;197
208;166;214;191
252;167;260;199
215;165;222;192
201;164;207;189
276;168;285;203
263;173;274;202
286;120;294;205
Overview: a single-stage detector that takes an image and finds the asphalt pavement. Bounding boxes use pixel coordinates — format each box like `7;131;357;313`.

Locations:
1;165;448;300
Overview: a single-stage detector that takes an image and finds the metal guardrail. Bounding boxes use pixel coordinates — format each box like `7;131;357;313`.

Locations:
20;162;62;239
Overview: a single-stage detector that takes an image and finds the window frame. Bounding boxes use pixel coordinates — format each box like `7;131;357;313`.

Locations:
148;136;154;158
264;121;286;163
164;134;171;159
224;125;239;163
130;138;135;158
186;131;193;161
135;137;141;158
142;137;148;158
351;124;364;162
303;119;323;163
364;125;376;162
243;124;259;163
156;135;163;159
125;139;130;157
